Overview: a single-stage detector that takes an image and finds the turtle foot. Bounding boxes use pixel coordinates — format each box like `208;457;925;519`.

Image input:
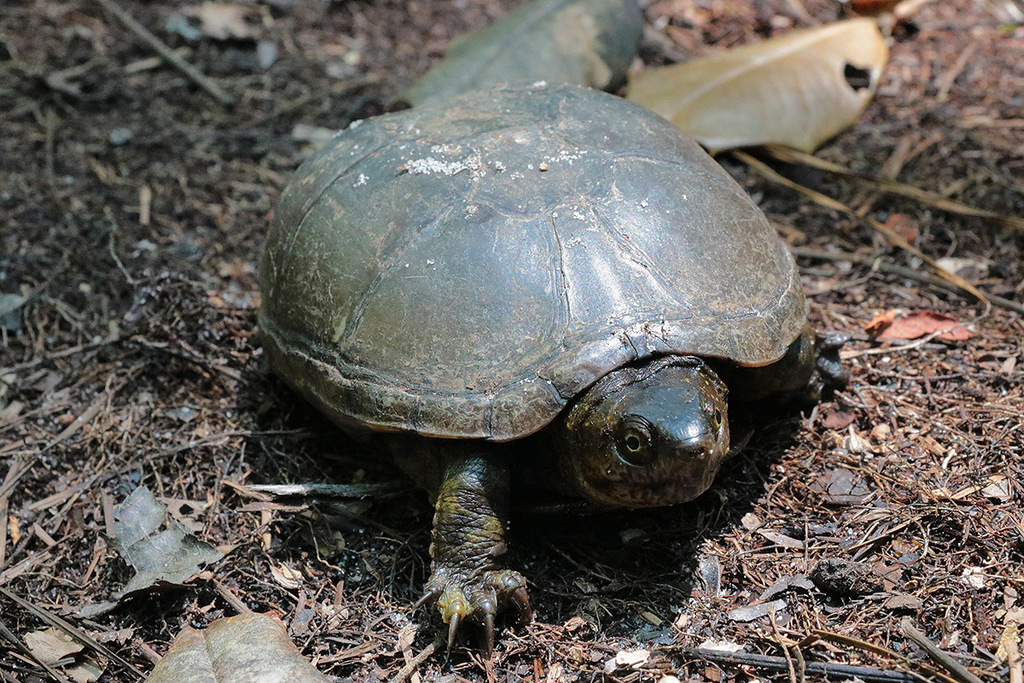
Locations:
815;332;851;391
418;568;532;654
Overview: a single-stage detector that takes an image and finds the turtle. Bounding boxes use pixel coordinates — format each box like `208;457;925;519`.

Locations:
258;82;847;652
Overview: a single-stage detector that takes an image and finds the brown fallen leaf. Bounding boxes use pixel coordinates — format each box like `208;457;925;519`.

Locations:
23;628;104;683
864;309;899;337
820;403;856;430
627;18;888;152
147;612;330;683
884;213;919;243
809;468;872;505
883;593;924;611
871;310;975;342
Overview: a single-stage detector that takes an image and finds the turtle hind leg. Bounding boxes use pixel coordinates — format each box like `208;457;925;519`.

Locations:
418;452;532;655
814;331;851;391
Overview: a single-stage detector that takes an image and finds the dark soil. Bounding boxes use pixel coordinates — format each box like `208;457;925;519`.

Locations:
1;1;1021;682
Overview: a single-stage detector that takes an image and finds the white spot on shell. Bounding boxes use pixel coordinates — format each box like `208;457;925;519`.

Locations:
404;149;486;180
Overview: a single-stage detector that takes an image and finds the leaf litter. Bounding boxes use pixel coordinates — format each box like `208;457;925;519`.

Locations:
0;1;1022;682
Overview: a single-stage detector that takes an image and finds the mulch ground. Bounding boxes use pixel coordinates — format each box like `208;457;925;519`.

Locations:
1;1;1021;682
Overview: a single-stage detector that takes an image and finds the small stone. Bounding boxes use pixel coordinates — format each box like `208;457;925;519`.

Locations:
109;127;134;146
961;567;987;589
870;423;892;441
740;512;763;530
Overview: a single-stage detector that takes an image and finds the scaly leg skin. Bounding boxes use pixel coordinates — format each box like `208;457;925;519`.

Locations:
416;454;532;655
814;331;851;391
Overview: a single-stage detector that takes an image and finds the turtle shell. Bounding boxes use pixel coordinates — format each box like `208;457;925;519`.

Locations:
259;83;806;442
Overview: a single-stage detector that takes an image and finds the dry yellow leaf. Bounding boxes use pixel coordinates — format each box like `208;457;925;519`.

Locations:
628;19;888;152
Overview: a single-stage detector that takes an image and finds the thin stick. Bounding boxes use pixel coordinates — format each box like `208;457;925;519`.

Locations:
733;150;991;308
810;629;962;683
675;647;928;683
791;247;1024;315
762;145;1024;233
389;639;439;683
901;619;985;683
93;0;235;107
0;615;76;683
0;586;142;678
246;481;411;500
213;579;252;615
44;107;56;179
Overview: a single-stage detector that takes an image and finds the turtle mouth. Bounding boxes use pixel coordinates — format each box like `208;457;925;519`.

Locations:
676;432;719;453
583;457;723;508
589;474;718;508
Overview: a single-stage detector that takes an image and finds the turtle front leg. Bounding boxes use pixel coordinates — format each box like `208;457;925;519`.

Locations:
417;454;532;653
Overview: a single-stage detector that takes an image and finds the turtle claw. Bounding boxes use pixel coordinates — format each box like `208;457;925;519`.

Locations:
483;612;495;657
447;612;461;651
418;568;530;654
509;584;533;622
414;585;442;610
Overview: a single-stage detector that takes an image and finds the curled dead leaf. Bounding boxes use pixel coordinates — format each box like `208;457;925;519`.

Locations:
628;18;888;152
270;562;303;590
866;310;975;342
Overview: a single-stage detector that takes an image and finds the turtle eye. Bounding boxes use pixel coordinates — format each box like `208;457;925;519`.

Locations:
713;408;723;428
617;417;656;466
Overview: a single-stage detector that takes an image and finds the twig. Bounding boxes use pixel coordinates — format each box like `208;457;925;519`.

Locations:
245;481;411;500
44;106;56;179
0;615;76;683
0;498;6;569
733;150;991;308
792;247;1024;315
389;639;439;683
0;586;143;679
770;610;799;683
901;619;986;683
0;332;121;374
675;647;928;683
762;144;1024;233
93;0;235;107
809;629;962;683
213;580;252;615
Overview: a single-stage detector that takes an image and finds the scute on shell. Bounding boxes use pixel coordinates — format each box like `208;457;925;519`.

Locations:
259;83;806;441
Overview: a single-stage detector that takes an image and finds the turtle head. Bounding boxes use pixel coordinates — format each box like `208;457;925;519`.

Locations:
556;356;729;508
